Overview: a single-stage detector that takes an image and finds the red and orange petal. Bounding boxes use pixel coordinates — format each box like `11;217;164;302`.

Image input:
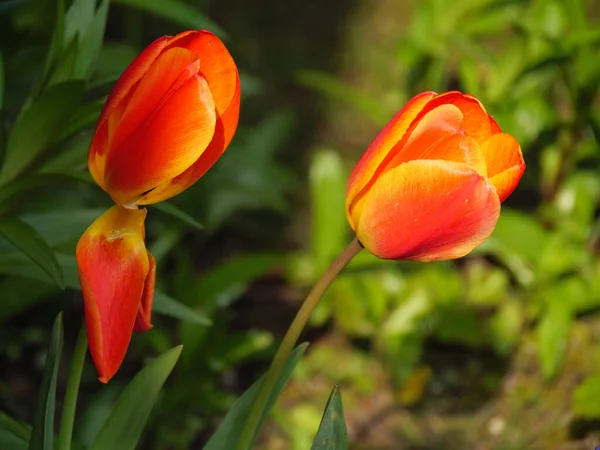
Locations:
105;75;217;205
346;92;436;207
384;104;487;178
479;133;525;201
137;57;240;205
138;81;240;205
354;160;501;262
76;205;151;383
107;47;201;154
134;251;156;333
96;36;169;132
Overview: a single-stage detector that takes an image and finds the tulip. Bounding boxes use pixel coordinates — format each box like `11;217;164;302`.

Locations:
346;91;525;262
77;206;155;383
88;29;240;206
77;30;240;382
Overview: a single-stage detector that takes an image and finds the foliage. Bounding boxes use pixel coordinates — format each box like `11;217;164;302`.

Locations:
0;0;598;448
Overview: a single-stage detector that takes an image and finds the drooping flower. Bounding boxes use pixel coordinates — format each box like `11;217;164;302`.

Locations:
346;91;525;262
77;30;240;382
76;205;155;383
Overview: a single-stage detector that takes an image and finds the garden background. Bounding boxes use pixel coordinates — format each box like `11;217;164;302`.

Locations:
0;0;599;448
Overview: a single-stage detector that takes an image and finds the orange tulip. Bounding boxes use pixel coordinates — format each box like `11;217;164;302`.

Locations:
346;91;525;262
88;29;240;206
77;30;240;382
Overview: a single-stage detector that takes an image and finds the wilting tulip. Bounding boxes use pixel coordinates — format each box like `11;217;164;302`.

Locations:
346;91;525;262
77;30;240;382
77;205;155;383
88;29;240;206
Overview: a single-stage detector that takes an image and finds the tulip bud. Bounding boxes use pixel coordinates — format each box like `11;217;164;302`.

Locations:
77;205;154;383
88;30;240;206
346;91;525;262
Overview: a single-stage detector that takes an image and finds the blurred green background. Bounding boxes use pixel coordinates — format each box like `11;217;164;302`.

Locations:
0;0;599;448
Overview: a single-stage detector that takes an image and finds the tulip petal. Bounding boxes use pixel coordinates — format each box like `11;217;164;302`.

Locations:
169;31;239;122
134;250;156;333
137;55;240;205
355;160;500;262
108;47;201;153
137;87;240;205
76;206;150;383
346;92;436;206
105;75;217;205
384;104;487;177
98;36;169;128
480;133;525;201
424;91;495;143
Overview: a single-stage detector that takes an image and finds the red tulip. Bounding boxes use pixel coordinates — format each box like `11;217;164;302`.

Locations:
76;205;155;383
77;30;240;382
346;91;525;262
88;30;240;206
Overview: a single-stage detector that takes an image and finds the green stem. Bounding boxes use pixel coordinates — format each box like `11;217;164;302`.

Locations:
236;238;363;450
58;324;88;450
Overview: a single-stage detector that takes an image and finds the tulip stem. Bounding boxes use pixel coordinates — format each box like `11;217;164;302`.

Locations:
236;237;363;450
58;324;88;450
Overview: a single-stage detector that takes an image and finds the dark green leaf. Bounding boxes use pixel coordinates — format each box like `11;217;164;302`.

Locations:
0;173;89;214
0;218;64;288
73;0;109;79
19;208;105;248
152;202;204;230
0;252;210;325
112;0;224;37
193;253;279;310
311;386;348;450
203;343;308;450
199;111;295;230
90;346;182;450
0;81;85;184
0;411;30;450
29;313;63;450
154;290;212;326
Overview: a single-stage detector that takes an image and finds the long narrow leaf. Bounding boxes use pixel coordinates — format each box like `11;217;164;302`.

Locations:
0;218;64;288
29;313;64;450
311;386;348;450
90;346;182;450
0;411;30;450
203;344;308;450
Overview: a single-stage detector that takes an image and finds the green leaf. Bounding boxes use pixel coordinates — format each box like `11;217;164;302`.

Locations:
0;412;30;450
0;252;210;325
90;346;182;450
154;290;212;326
29;313;63;450
152;202;204;230
537;288;573;379
296;70;390;126
0;173;90;214
309;149;348;274
193;253;279;310
0;218;64;288
203;344;308;450
0;81;85;184
199;111;295;230
112;0;225;37
73;0;109;79
311;386;348;450
573;375;600;419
